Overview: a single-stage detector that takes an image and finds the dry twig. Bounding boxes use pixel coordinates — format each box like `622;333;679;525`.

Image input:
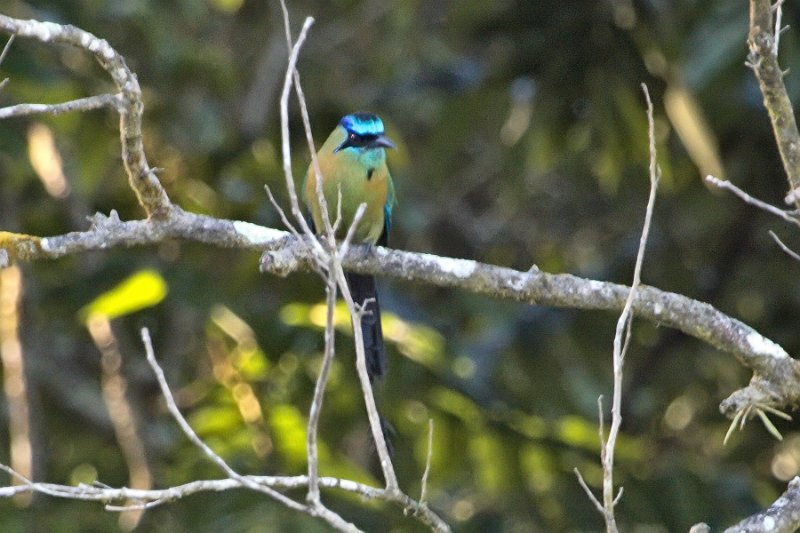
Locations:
577;83;660;532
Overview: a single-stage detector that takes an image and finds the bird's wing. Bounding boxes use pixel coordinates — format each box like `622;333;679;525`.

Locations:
378;175;396;246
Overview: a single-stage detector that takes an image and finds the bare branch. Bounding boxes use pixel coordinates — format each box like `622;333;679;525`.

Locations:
0;33;14;67
279;0;335;247
722;476;800;533
334;262;398;491
140;328;309;513
265;185;301;240
276;15;326;258
705;175;800;228
769;230;800;261
306;269;338;507
1;206;796;423
590;83;660;531
747;0;800;208
0;15;171;217
772;0;785;54
321;200;398;489
0;463;447;531
0;94;121;119
420;418;434;505
0;32;14;90
573;468;604;513
338;203;367;260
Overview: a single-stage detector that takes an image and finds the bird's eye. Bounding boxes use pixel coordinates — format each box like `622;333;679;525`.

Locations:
350;133;361;143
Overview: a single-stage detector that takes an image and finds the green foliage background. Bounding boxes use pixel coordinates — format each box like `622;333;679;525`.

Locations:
1;0;800;531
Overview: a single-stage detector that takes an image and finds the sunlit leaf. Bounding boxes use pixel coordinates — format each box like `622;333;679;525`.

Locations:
79;269;167;320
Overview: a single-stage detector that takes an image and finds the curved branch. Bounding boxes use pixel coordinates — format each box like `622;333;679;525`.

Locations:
0;15;171;217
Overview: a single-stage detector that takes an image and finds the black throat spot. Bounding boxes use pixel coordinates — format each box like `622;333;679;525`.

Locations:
367;168;375;180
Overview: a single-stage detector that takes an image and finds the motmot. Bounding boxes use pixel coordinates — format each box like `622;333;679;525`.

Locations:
303;112;396;383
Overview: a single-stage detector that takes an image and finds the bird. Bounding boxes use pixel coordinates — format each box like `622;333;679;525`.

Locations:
302;112;396;384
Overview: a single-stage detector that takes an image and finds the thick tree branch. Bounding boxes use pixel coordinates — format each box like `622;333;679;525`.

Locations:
747;0;800;207
1;207;797;420
721;476;800;533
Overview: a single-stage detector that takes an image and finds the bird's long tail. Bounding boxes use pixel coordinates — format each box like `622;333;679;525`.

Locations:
344;272;386;382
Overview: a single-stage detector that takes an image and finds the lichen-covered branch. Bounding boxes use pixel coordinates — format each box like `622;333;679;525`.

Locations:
263;236;800;418
720;476;800;533
747;0;800;206
2;204;797;418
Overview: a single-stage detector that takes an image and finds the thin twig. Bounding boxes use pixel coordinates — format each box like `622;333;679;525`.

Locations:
140;328;307;512
338;203;367;260
335;265;399;491
275;8;380;531
265;185;301;240
276;16;326;260
278;0;334;247
276;0;397;495
574;468;604;513
769;230;800;261
705;175;800;228
773;0;785;55
0;462;446;529
0;33;14;67
332;202;397;488
0;33;14;91
596;83;660;531
420;418;434;505
306;268;338;506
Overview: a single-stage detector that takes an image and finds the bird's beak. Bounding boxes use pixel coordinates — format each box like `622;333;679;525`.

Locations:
374;134;396;150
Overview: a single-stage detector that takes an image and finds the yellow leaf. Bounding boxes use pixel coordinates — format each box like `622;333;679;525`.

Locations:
80;269;168;321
